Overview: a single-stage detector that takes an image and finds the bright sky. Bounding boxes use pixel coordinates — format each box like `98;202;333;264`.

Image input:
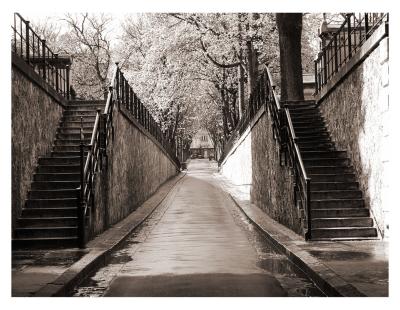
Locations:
22;12;137;44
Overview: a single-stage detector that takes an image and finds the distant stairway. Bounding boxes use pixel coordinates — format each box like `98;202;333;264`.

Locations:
12;100;105;249
286;101;378;240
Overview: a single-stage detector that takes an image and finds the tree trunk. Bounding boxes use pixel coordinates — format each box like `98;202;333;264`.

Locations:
276;13;304;101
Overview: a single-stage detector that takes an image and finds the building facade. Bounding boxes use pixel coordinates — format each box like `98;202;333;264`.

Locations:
190;128;215;159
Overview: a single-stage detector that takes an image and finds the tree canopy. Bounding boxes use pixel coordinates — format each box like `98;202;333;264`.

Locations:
30;12;325;154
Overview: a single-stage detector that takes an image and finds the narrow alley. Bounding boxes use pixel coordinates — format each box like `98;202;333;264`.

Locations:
72;159;323;297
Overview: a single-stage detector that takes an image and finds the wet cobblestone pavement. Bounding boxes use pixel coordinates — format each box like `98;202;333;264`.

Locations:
72;160;324;297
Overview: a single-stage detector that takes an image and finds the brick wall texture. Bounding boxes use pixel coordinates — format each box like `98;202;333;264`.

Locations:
319;37;389;237
11;67;63;231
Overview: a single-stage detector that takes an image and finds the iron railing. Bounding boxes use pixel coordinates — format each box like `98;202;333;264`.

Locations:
77;64;180;247
219;65;312;239
315;13;388;93
12;13;70;99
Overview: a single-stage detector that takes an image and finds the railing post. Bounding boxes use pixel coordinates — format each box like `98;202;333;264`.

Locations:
78;117;86;248
54;54;59;93
133;94;138;119
116;68;120;108
334;34;338;72
25;20;30;63
364;13;369;39
347;14;352;59
305;178;312;241
322;48;327;85
129;88;133;113
42;39;46;80
66;65;70;100
314;60;318;93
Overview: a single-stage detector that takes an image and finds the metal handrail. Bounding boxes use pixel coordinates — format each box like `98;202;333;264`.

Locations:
219;63;312;240
12;13;71;99
315;13;388;93
77;63;180;247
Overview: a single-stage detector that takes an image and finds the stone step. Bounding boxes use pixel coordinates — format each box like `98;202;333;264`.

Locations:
312;217;373;228
33;173;80;182
310;181;359;191
31;181;80;190
311;198;364;209
289;110;320;117
306;166;353;175
296;132;330;139
301;151;347;159
294;124;328;131
54;139;91;146
294;128;329;136
53;145;87;152
21;207;77;217
12;236;78;250
304;158;350;167
61;115;96;122
39;156;82;165
66;104;105;111
285;102;316;109
51;151;88;158
298;141;335;149
311;227;377;239
297;136;332;143
311;208;370;218
298;145;336;152
17;217;77;228
56;133;92;140
29;189;78;199
68;100;105;105
64;110;98;116
57;128;94;135
292;120;326;127
25;198;78;209
14;226;77;238
59;121;95;128
308;173;357;182
291;115;325;122
37;164;80;173
311;190;362;200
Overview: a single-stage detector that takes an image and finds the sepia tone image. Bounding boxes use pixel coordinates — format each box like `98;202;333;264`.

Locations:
11;11;389;297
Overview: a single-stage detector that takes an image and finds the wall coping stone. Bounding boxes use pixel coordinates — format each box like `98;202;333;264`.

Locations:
12;53;68;108
118;103;180;170
316;21;389;105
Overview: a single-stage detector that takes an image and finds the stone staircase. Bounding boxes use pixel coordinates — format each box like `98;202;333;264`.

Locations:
12;100;105;249
286;101;378;240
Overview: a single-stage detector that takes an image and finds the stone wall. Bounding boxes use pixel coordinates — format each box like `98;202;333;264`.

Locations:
12;65;64;231
91;103;179;235
318;35;389;238
219;107;302;235
251;109;302;234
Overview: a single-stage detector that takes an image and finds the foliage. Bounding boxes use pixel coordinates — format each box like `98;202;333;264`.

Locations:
29;12;324;151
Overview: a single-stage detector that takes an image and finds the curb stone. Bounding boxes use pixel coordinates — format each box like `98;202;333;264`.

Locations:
216;177;366;297
33;172;186;297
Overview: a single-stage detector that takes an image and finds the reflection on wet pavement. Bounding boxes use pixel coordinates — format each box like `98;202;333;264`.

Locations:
72;159;324;297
